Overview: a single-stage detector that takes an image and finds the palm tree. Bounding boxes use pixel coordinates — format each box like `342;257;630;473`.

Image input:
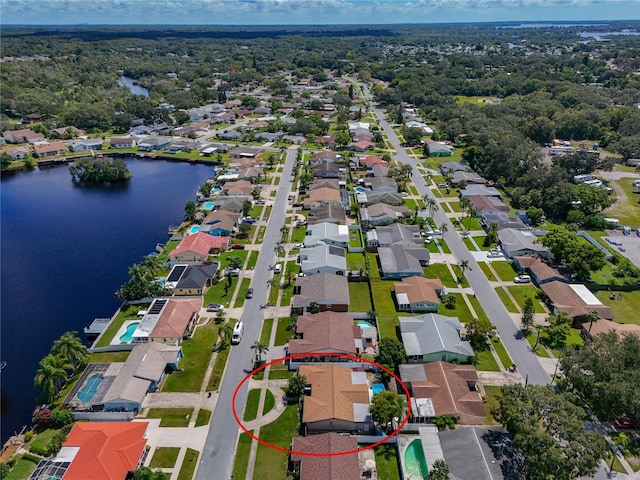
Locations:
142;254;163;276
424;196;439;217
34;354;72;401
51;331;87;373
284;270;295;287
280;224;290;242
218;322;234;346
251;341;269;364
459;259;470;277
585;310;600;333
128;263;150;282
439;223;449;240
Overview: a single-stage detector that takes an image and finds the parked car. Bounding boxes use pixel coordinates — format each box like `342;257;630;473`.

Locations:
224;267;240;277
256;199;265;204
400;192;409;197
292;202;303;208
230;243;245;249
241;217;254;224
292;243;304;249
615;416;638;430
487;250;504;258
437;182;448;188
207;303;224;312
514;275;531;283
245;288;254;299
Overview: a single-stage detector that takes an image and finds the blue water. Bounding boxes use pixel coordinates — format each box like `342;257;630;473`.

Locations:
77;373;104;404
372;384;385;395
358;321;373;328
1;158;209;441
117;75;149;97
190;225;201;234
119;322;140;343
404;439;429;479
355;187;366;193
204;202;214;210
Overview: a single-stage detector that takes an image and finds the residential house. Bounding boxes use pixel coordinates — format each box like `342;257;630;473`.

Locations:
221;179;253;196
360;203;410;227
292;273;350;315
498;228;551;259
300;364;374;434
439;161;469;175
378;246;430;279
304;222;350;248
363;191;404;206
132;297;201;345
582;320;640;340
349;140;375;152
236;167;261;181
310;178;340;190
3;128;45;144
405;120;433;134
439;427;507;480
540;281;614;320
358;155;388;170
308;204;347;225
28;422;149;480
23;113;44;123
366;176;398;192
201;210;239;236
399;362;485;425
214;196;252;213
348;121;371;132
109;137;137;149
316;135;337;148
169;232;230;262
460;185;501;199
256;131;284;142
70;138;104;152
218;130;243;141
400;314;474;363
303;187;342;209
394;277;444;313
2;146;29;160
288;312;362;369
366;223;421;249
299;244;347;276
512;256;565;286
137;137;171;151
450;171;487;186
129;125;154;136
282;135;307;145
230;146;264;158
310;150;340;164
312;162;343;179
33;142;67;158
290;433;361;480
52;126;85;139
481;212;528;231
428;142;454;157
371;164;389;178
467;195;509;217
164;264;219;295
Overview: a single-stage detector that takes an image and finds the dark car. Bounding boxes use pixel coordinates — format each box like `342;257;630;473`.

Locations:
230;243;245;250
245;288;254;299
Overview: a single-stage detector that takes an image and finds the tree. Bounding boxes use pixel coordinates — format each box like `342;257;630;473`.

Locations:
369;390;404;432
521;297;535;335
439;223;448;240
199;182;213;198
133;467;167;480
429;459;450;480
493;384;607;480
69;157;132;183
377;338;407;377
227;256;243;269
287;374;307;398
218;321;234;346
242;200;252;217
526;206;545;226
566;242;605;280
184;201;197;223
238;222;252;238
424;196;439;217
444;294;457;309
466;317;495;350
142;254;163;276
458;260;470;278
173;110;191;125
51;331;87;373
288;313;298;331
251;341;269;364
402;127;423;146
540;311;572;350
34;354;72;401
539;226;577;265
335;130;351;147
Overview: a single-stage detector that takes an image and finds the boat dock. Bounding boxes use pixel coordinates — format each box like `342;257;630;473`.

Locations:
84;317;112;337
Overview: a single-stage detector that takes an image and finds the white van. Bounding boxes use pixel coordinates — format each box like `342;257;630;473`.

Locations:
231;321;244;345
274;264;282;274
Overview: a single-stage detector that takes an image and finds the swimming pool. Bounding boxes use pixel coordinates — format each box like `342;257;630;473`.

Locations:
372;383;385;395
355;187;366;193
77;373;104;404
119;322;140;343
358;321;373;328
404;439;429;479
203;202;214;210
189;225;201;234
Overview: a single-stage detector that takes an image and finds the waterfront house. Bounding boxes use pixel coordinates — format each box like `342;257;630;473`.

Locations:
201;210;239;236
221;179;253;196
290;433;361;480
164;264;219;295
299;364;374;434
33;142;67;158
378;246;430;279
3;128;45;144
299;244;347;276
137;137;171;151
70;138;104;152
214;196;253;213
304;222;350;248
109;137;137;149
400;313;474;363
394;276;444;313
133;297;201;345
399;362;485;425
291;273;350;315
230;146;264;158
169;232;230;262
2;146;29;160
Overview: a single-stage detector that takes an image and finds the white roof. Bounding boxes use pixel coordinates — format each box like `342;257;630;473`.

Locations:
412;397;436;417
569;284;603;306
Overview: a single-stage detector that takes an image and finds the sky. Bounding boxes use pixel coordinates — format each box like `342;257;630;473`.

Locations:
0;0;638;25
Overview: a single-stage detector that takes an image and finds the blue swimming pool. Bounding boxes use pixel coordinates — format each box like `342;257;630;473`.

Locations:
77;373;104;404
203;202;214;210
355;187;366;193
119;322;140;343
190;225;201;234
372;383;385;395
358;321;373;328
404;439;429;480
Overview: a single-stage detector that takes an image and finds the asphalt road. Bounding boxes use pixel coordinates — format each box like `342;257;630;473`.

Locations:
195;148;296;480
364;86;550;386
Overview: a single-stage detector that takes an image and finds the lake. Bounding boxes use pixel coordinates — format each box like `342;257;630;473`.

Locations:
0;159;212;442
117;75;150;97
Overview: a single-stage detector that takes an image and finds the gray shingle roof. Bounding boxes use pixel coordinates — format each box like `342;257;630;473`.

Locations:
400;314;474;358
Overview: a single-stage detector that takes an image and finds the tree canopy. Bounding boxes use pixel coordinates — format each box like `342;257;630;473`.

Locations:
69;157;132;183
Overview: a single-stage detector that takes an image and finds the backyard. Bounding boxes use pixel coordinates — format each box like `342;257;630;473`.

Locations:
349;281;373;312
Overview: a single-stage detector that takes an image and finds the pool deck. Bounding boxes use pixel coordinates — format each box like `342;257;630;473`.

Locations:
397;427;444;480
110;319;140;346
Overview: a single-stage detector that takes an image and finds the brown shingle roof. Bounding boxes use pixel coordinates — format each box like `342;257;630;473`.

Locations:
540;281;614;319
289;312;358;355
394;276;443;305
292;273;350;309
291;433;360;480
515;255;564;283
582;319;640;339
300;365;369;424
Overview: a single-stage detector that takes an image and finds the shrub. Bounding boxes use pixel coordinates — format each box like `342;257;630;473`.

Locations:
51;409;74;428
433;415;456;431
32;408;53;429
22;453;42;464
24;430;35;442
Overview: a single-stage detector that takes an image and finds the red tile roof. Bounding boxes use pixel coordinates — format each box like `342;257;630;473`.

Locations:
62;422;148;480
170;232;229;257
289;312;358;355
291;433;360;480
150;298;201;339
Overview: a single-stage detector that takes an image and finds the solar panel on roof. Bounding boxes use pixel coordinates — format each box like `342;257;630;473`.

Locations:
148;299;167;315
167;265;187;282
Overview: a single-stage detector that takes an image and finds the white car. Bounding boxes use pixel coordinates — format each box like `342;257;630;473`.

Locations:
487;251;503;258
292;243;304;249
514;275;531;283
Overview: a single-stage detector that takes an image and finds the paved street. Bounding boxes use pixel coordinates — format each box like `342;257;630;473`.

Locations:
195;148;296;480
363;85;550;386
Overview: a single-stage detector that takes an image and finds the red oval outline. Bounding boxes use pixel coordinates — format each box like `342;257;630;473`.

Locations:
231;351;412;457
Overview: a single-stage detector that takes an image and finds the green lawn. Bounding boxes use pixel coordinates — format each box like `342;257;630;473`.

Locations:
490;261;517;281
163;322;216;392
291;226;306;243
247;251;259;269
95;304;145;347
253;405;299;480
88;351;130;363
604;178;640;226
595;290;640;325
257;226;266;242
426;238;451;254
2;456;37;480
468;295;491;324
146;408;194;427
463;237;479;251
347;252;366;270
423;262;456;287
374;445;401;480
475;348;500;372
268;273;282;304
262;389;275;415
195;409;211;427
208;342;231;391
448;201;464;213
482;386;502;425
349;282;373;312
232;432;254;480
496;287;519;313
234;278;252;307
507;286;545;313
177;448;199;480
260;318;274;344
478;262;497;281
370;281;399;339
274;318;292;346
491;337;512;370
549;327;584;357
526;331;549;358
157;240;180;263
28;428;62;455
474;235;494;250
150;447;180;468
441;293;475;324
243;388;261;422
